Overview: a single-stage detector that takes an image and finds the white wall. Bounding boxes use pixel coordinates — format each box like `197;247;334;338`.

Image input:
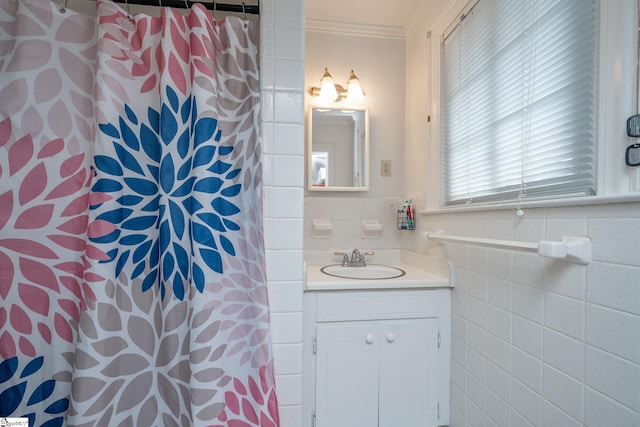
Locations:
404;1;640;426
303;30;408;252
260;0;306;425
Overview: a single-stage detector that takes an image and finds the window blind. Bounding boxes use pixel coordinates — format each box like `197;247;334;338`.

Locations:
440;0;597;207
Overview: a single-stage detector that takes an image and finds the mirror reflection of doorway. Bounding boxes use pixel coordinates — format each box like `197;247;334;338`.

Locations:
311;152;329;187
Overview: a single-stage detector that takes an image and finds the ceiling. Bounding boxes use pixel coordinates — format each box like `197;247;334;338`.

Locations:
305;0;427;30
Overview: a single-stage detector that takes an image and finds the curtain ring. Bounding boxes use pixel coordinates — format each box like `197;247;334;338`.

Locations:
59;0;68;13
125;0;131;18
184;0;189;9
242;2;246;19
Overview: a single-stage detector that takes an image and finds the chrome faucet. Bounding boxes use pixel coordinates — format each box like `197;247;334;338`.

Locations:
334;249;374;267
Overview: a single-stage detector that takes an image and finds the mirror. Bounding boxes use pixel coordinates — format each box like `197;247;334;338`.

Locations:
307;107;369;191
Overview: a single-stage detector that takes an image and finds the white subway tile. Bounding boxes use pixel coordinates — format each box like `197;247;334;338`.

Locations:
544;293;584;341
270;312;303;344
274;91;303;124
273;155;304;187
261;90;274;122
511;378;542;427
488;219;514;240
487;305;511;342
487;333;511;373
588;202;640;218
513;252;545;288
451;407;466;427
543;260;586;300
487;361;511;402
271;187;304;218
271;218;303;249
488;278;512;311
467;348;487;383
545;218;587;240
265;249;304;281
267;281;303;312
261;122;274;154
511;409;535;427
587;261;640;315
468;271;489;302
277;404;303;427
452;312;467;342
585;345;640;412
543;328;584;381
274;373;302;405
274;27;304;60
467;297;488;329
589;218;640;266
468;246;488;274
274;123;304;156
452;290;467;319
545;205;587;219
513;217;545;243
543;365;583;421
487;390;511;427
451;359;467;392
466;396;487;427
274;59;304;91
512;315;542;358
272;343;303;375
468;322;488;356
542;401;582;427
273;0;304;29
512;347;543;394
512;284;544;324
467;372;488;412
586;303;640;364
451;382;467;416
452;336;467;368
487;249;513;281
584;387;640;427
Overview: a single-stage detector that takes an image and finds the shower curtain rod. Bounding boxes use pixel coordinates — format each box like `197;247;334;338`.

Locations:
97;0;259;14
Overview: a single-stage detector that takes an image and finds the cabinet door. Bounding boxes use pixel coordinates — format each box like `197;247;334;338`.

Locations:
378;320;439;427
316;324;379;427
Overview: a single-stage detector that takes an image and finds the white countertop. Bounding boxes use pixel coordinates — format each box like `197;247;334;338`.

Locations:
305;262;450;291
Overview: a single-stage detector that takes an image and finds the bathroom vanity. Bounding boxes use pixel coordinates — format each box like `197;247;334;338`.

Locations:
303;252;452;427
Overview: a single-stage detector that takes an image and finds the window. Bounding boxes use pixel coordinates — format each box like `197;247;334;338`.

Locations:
440;0;598;207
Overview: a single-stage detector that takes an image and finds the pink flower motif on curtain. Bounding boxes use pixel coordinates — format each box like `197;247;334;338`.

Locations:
1;0;277;425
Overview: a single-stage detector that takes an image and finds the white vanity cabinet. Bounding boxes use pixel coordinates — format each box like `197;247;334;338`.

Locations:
303;288;451;427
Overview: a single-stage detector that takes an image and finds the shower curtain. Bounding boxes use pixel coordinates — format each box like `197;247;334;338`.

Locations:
0;0;279;425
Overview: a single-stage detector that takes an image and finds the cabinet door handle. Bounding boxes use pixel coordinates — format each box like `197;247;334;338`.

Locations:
365;334;375;344
386;333;395;343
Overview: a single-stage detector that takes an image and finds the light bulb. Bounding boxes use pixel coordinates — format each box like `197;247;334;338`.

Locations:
319;68;339;102
346;70;365;103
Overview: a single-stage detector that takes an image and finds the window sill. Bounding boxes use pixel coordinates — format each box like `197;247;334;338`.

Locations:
418;193;640;215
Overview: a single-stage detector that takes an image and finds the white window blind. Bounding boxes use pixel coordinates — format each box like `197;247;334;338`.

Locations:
441;0;597;207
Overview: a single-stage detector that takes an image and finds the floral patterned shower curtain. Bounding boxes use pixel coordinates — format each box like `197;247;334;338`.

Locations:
0;0;278;425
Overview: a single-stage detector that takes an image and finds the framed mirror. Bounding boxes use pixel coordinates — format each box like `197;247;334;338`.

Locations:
307;107;369;191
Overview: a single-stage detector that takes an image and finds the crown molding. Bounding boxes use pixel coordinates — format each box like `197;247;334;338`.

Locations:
305;18;406;39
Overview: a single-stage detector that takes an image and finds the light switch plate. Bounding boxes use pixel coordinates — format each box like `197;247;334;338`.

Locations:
381;160;391;176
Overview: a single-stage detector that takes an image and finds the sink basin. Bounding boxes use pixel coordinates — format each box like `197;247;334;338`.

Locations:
320;264;406;280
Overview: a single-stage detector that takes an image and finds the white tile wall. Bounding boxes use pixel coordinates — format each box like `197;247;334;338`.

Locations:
266;2;640;425
261;0;305;424
409;203;640;426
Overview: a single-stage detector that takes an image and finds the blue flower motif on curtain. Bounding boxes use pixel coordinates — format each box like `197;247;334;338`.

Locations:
0;356;69;427
91;86;242;300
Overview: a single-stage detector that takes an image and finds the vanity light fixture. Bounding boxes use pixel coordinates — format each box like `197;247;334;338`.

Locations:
310;68;366;103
